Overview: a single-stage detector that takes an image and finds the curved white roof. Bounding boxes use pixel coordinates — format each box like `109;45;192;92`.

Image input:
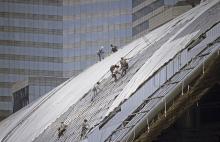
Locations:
0;1;220;142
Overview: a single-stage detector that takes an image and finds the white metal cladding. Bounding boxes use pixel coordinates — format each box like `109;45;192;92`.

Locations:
120;44;220;142
120;47;219;140
86;21;220;142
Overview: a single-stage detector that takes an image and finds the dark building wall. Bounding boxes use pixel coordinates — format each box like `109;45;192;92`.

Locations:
155;83;220;142
13;86;29;112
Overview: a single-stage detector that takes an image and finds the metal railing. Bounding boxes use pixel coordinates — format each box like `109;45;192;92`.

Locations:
100;23;220;142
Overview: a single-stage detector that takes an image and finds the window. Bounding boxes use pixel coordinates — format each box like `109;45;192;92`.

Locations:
133;0;164;21
132;20;149;36
13;86;29;112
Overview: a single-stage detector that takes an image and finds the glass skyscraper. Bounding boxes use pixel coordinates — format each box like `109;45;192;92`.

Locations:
0;0;132;120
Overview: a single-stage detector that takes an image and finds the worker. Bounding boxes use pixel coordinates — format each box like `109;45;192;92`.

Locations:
111;65;120;82
81;119;89;139
110;44;118;53
110;64;117;74
57;122;67;139
92;82;101;101
97;46;105;61
120;57;129;76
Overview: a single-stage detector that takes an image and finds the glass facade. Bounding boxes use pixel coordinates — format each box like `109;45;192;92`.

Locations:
132;0;198;39
0;0;132;120
133;0;164;21
0;0;65;119
62;0;132;78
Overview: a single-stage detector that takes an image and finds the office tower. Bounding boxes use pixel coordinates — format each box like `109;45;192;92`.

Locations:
0;0;132;120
